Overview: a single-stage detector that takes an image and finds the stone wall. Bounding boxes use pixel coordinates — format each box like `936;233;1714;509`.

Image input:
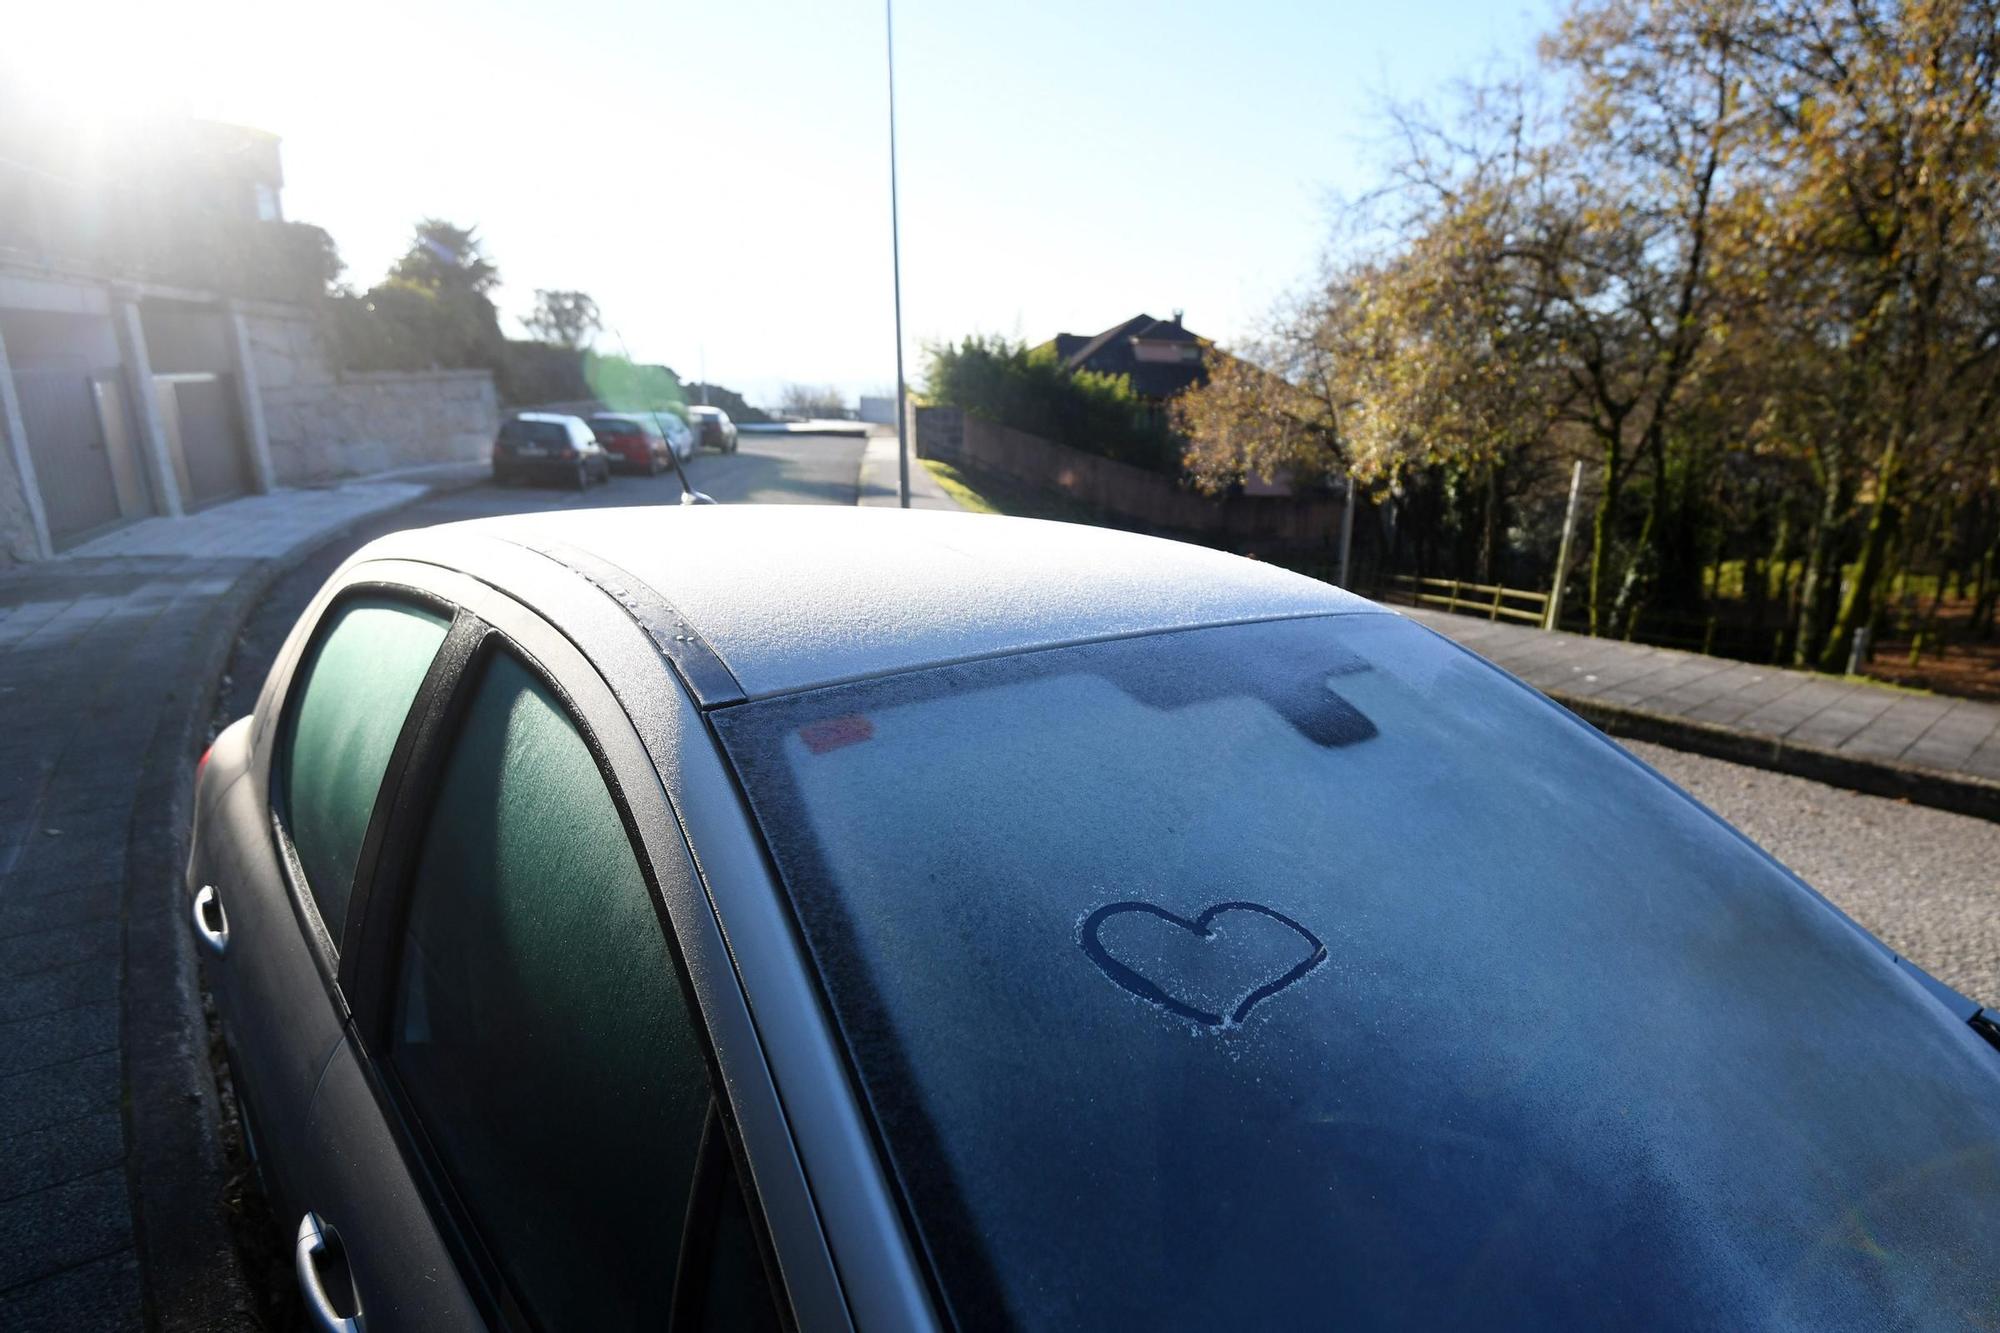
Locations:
243;309;499;484
912;404;1347;552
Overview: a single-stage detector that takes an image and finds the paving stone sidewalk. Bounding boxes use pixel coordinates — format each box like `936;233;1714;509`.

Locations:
857;430;967;510
1406;606;2000;814
0;466;480;1331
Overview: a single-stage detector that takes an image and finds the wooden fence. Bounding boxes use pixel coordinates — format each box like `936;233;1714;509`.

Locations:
1380;574;1552;627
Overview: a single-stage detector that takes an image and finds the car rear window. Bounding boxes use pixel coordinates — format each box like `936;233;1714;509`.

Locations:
499;420;570;447
591;417;643;436
713;612;2000;1331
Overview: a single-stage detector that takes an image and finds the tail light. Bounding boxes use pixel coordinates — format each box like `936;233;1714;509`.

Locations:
559;446;578;460
196;741;214;784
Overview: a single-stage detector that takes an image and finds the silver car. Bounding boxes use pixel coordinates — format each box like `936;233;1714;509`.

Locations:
187;507;2000;1331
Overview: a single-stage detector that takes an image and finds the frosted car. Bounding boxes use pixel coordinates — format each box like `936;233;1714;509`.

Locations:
185;507;2000;1332
491;414;611;490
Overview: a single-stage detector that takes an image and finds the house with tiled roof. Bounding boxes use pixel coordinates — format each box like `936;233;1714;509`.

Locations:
1043;311;1209;403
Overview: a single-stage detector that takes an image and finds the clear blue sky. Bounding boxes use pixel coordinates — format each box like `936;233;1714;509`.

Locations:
15;0;1554;404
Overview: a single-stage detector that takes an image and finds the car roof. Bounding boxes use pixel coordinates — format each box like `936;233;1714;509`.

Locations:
688;405;724;416
368;506;1379;702
509;412;583;426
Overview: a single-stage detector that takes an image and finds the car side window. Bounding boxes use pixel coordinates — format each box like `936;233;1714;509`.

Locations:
385;648;713;1329
678;1108;786;1333
281;597;449;950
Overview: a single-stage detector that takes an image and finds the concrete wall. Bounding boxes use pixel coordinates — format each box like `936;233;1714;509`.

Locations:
0;308;122;372
0;410;35;568
139;305;233;375
912;404;1346;552
244;309;499;484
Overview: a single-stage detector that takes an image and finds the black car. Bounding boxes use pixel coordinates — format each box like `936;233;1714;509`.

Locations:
491;414;611;489
187;506;2000;1332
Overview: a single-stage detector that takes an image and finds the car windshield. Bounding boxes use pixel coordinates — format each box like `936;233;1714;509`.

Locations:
713;612;2000;1331
590;417;642;436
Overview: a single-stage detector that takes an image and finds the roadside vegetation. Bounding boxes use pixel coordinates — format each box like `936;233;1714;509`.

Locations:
1171;0;2000;678
923;335;1181;474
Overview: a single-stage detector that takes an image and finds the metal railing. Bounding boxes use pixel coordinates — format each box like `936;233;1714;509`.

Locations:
1380;574;1552;626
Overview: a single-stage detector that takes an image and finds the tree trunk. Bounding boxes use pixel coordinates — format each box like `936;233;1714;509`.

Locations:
1794;459;1846;669
1613;494;1660;640
1973;514;1999;641
1479;466;1499;586
1817;438;1901;674
1587;437;1624;637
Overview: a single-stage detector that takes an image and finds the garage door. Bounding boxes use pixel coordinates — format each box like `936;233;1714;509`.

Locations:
15;367;123;548
157;373;253;509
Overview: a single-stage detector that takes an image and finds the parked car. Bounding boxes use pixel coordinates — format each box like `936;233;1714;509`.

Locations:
491;413;610;489
689;404;738;452
588;411;692;474
187;507;2000;1332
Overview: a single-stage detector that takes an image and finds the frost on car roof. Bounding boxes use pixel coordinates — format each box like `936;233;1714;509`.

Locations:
419;506;1379;700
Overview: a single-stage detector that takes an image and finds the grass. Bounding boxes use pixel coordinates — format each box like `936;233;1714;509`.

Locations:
1704;557;1963;604
919;459;1000;514
920;458;1103;526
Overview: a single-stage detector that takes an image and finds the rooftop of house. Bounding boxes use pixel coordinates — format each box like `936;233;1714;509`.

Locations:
1045;311;1210;400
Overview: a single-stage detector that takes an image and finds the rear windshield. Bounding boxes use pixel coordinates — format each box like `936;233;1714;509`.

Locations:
713;612;2000;1331
591;416;647;437
498;420;570;446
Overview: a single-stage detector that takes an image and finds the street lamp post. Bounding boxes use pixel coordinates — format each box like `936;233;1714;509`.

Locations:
887;0;910;507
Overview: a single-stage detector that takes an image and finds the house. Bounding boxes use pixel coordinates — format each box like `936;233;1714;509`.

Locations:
1043;311;1210;403
0;113;497;566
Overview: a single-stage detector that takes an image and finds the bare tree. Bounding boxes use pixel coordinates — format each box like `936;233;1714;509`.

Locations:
523;289;602;350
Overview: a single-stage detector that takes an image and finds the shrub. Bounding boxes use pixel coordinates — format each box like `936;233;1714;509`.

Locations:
922;335;1180;474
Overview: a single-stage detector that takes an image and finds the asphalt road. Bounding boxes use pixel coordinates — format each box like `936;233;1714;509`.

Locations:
1631;740;2000;1005
214;430;867;723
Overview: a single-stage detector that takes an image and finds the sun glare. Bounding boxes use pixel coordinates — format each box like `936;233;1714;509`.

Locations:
5;2;305;132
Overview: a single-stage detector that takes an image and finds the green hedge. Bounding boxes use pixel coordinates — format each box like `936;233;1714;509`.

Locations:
922;335;1180;474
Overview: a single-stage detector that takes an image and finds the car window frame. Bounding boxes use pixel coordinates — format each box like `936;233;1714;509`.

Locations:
472;534;934;1333
329;586;796;1333
262;578;467;1006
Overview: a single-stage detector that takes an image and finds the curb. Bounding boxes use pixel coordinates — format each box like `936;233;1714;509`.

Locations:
121;473;481;1333
1553;692;2000;823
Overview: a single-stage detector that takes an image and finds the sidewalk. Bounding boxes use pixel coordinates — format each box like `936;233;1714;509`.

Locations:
0;463;482;1331
1405;606;2000;819
857;431;967;510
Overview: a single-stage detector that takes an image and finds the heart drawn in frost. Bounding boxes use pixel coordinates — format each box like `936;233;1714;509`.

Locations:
1080;900;1327;1028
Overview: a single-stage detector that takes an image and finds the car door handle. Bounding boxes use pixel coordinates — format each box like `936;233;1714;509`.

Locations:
191;885;229;956
296;1212;365;1332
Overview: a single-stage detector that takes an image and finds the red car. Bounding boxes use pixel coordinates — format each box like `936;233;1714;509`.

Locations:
588;412;692;474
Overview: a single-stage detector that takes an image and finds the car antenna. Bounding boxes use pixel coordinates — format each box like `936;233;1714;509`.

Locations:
654;403;716;506
611;329;715;505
